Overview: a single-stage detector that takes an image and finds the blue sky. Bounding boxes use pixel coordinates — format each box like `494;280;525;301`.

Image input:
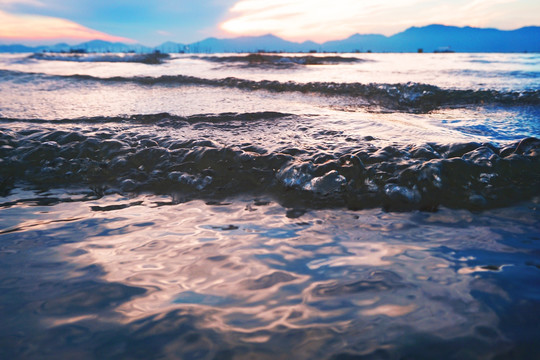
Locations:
0;0;539;45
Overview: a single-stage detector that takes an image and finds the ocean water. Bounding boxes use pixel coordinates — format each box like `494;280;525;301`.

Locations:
0;52;539;359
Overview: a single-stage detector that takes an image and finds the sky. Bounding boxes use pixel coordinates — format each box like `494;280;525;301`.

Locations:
0;0;539;45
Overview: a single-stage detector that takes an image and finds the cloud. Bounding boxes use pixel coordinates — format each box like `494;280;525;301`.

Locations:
220;0;538;42
156;30;172;36
0;0;43;8
0;9;134;43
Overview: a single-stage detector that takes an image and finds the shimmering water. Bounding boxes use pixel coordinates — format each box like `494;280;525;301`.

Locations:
0;53;539;359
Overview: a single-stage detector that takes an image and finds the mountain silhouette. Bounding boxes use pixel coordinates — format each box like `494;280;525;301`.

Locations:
1;25;538;53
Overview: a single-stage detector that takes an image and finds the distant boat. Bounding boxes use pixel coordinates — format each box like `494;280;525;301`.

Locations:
434;46;455;53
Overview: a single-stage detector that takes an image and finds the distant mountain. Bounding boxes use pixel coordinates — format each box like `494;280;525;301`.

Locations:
383;25;540;52
0;44;37;52
0;40;152;54
323;25;540;52
1;25;539;54
155;41;186;53
69;40;152;53
187;34;319;53
323;34;388;52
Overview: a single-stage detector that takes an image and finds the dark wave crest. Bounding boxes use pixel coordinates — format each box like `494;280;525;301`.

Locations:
1;115;538;211
194;54;366;66
29;52;170;64
2;69;538;111
0;111;292;125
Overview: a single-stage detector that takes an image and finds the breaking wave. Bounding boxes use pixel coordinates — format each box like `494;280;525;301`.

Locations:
193;54;366;66
28;52;170;64
0;111;291;125
1;113;539;211
3;69;538;111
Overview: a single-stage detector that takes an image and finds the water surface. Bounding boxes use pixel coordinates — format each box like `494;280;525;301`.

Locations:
0;52;539;359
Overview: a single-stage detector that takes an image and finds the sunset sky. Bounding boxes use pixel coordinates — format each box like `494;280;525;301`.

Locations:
0;0;538;45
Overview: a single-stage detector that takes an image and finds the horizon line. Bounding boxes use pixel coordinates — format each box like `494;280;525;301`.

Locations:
1;23;539;47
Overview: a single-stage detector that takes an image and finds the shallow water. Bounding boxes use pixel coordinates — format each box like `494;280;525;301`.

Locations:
1;192;539;359
0;52;539;359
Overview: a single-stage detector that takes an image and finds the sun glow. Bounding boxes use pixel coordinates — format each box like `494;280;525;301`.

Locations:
220;0;538;42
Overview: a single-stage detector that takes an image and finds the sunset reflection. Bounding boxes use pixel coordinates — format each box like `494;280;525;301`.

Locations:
25;195;506;338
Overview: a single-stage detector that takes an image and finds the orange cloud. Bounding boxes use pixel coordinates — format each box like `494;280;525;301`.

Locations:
0;10;134;43
221;0;538;42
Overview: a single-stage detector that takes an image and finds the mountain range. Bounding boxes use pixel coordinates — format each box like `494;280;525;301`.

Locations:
1;25;539;53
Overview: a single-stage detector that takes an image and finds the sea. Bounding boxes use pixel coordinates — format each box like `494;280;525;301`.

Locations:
0;52;539;359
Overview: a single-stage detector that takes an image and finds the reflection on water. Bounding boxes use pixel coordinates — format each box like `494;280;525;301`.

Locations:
0;51;538;359
1;191;538;358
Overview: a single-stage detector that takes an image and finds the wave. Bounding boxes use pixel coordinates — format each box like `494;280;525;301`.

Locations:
61;76;540;111
444;68;540;79
193;54;366;66
0;111;291;125
1;115;539;211
28;52;170;65
2;69;538;111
